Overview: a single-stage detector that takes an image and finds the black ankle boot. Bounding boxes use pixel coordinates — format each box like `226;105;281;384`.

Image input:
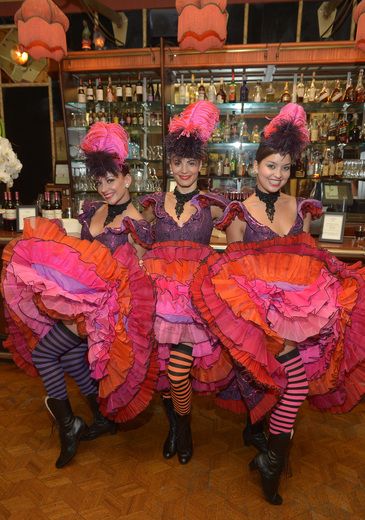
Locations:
176;413;193;464
243;416;268;453
249;432;291;505
80;394;118;441
45;396;88;469
162;397;177;459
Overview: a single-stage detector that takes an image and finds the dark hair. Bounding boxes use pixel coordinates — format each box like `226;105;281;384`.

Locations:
85;150;129;178
255;142;292;164
165;131;206;161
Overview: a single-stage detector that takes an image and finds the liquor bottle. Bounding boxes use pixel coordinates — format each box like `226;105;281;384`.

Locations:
188;74;197;103
355;68;365;102
116;78;123;101
77;79;86;103
223;113;231;143
106;76;114;103
154;83;161;102
125;78;133;103
251;124;260;143
317;81;329;103
2;191;9;230
239;118;250;143
6;192;16;231
296;73;305;103
53;191;63;219
338;113;349;144
310;117;319;142
308;72;316;102
230;151;237;177
147;80;154;102
319;114;328;143
342;72;354;102
280;82;291;103
328;148;336;177
291;73;298;103
328;79;342;102
136;74;143;102
228;71;236;102
265;83;276;102
294;153;306;178
223;151;230;176
239;74;249;102
132;109;138;126
230;111;238;142
253;82;262;102
179;75;186;104
335;148;344;178
207;77;216;103
96;77;104;102
349;113;360;142
321;149;329;177
198;78;206;101
138;110;144;126
125;110;132;126
327;112;338;141
216;78;227;104
86;79;94;102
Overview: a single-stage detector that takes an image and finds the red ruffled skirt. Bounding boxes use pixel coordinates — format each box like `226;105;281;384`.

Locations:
1;217;157;422
142;240;234;394
191;233;365;420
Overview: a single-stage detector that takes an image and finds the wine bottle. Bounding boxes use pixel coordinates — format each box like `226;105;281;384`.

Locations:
86;79;94;102
207;77;216;103
188;74;197;104
239;74;249;102
223;151;230;176
6;192;17;231
125;78;133;103
216;78;227;104
77;79;86;103
96;77;104;102
147;80;154;102
53;191;63;219
2;191;9;231
228;71;236;102
106;76;114;103
154;83;161;102
296;73;305;103
136;74;143;102
116;78;123;102
308;72;316;102
179;75;186;104
198;78;206;101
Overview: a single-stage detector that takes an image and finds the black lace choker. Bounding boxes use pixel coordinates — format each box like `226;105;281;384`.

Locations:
255;186;280;222
174;187;199;219
104;199;131;227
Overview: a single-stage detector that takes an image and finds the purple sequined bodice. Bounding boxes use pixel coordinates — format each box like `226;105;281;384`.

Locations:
79;201;151;253
140;192;228;245
241;198;322;242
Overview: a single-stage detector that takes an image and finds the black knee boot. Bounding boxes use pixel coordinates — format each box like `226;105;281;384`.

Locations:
45;396;88;469
176;413;193;464
80;394;118;441
162;397;177;459
243;415;268;453
249;432;291;505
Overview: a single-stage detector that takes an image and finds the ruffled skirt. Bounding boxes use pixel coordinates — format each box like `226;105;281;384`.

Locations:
1;217;157;422
191;233;365;420
142;240;234;393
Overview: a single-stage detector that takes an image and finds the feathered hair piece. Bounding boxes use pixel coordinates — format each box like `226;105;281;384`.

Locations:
262;103;309;160
168;100;220;143
80;122;129;168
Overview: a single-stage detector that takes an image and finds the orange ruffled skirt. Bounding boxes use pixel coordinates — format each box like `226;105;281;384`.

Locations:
1;217;157;422
191;233;365;421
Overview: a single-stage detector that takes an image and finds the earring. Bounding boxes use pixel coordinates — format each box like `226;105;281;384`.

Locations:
125;184;129;188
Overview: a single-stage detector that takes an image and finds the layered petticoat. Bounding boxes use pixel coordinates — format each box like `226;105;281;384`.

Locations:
191;233;365;422
142;240;234;393
1;217;157;422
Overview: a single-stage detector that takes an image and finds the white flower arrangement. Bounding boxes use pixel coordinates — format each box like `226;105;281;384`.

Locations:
0;136;22;187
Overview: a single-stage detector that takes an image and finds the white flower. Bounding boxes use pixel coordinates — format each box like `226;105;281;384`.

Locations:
0;137;22;187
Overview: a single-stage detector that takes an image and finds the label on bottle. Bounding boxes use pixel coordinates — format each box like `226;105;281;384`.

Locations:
125;86;132;99
106;89;114;103
179;86;186;104
216;94;224;104
5;209;16;220
86;87;94;100
42;209;54;219
330;91;342;102
136;85;143;96
229;86;236;102
78;91;86;103
116;86;123;98
54;209;63;219
96;89;103;102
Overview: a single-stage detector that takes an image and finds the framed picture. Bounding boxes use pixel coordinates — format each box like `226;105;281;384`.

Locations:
16;205;37;232
319;212;346;243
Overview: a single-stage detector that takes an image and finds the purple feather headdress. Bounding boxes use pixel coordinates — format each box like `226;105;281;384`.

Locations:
262;103;309;160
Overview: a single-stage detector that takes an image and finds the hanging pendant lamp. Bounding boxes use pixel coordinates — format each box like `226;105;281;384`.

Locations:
14;0;69;62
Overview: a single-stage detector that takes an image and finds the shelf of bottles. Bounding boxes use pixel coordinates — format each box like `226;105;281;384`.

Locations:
64;72;164;212
165;67;365;196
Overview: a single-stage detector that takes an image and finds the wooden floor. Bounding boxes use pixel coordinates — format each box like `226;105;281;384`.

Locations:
1;360;365;520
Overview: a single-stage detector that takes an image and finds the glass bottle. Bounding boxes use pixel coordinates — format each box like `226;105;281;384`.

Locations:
147;80;154;102
96;77;104;102
230;111;238;142
239;118;250;143
265;82;275;102
207;77;216;103
328;80;342;102
342;72;354;102
253;82;262;103
321;148;330;177
53;192;63;219
317;81;329;103
280;82;291;103
223;151;230;176
216;78;226;104
355;68;365;103
223;113;231;143
349;113;360;142
125;78;133;103
179;75;186;104
116;78;123;101
228;71;236;102
77;79;86;103
154;83;161;102
106;76;114;103
136;74;143;102
296;73;305;103
188;74;197;104
308;72;316;102
86;79;94;102
327;113;338;142
251;124;261;143
198;78;206;101
6;192;16;231
338;113;349;144
239;74;249;102
2;191;9;231
230;150;237;177
310;117;319;142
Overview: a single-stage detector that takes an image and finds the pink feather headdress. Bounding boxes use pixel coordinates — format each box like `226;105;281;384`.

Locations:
168;100;220;143
262;103;309;160
80;122;129;167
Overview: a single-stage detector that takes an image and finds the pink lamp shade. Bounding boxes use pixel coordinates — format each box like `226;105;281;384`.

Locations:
178;1;228;52
15;0;69;62
354;0;365;51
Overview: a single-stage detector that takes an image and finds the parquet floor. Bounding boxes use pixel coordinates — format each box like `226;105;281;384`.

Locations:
1;360;365;520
